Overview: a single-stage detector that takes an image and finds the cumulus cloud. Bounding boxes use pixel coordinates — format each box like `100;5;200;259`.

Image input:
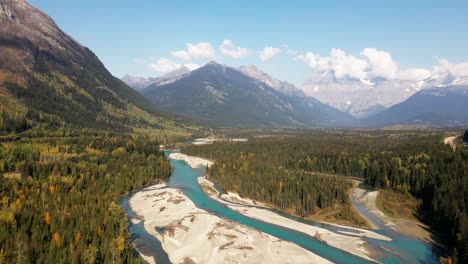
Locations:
171;42;216;61
149;58;199;74
433;59;468;77
260;46;281;61
361;48;398;79
184;63;200;70
297;48;467;81
219;40;249;59
398;68;431;81
296;48;368;79
149;58;181;73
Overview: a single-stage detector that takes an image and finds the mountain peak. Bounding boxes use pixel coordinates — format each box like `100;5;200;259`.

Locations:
206;60;221;66
238;65;303;96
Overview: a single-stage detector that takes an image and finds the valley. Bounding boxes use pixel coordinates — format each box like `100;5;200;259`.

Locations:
122;132;463;263
1;0;468;263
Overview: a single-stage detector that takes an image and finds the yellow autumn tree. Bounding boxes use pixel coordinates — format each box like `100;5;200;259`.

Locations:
44;211;51;225
115;235;125;253
52;232;61;246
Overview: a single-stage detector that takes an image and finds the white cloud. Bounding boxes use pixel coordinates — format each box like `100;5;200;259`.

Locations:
184;63;200;71
433;59;468;77
171;50;191;61
260;46;281;61
297;48;465;81
219;40;249;59
398;68;431;81
149;58;181;73
361;48;398;79
296;48;368;79
171;42;216;61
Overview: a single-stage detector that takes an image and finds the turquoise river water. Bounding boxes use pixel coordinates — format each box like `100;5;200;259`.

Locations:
120;151;440;264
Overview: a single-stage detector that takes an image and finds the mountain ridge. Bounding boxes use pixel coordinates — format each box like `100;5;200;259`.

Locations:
0;0;191;135
362;85;468;127
300;70;468;118
141;61;353;128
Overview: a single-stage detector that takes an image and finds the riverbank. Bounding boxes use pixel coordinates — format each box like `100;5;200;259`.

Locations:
129;183;333;264
168;152;213;168
171;151;392;262
197;177;391;262
352;185;434;244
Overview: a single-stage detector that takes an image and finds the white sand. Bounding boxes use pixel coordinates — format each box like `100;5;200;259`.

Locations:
131;218;142;225
352;185;434;243
169;152;213;168
221;192;268;207
352;187;397;228
130;184;332;264
197;177;391;262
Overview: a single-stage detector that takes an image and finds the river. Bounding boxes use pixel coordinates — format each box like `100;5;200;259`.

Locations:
121;151;440;264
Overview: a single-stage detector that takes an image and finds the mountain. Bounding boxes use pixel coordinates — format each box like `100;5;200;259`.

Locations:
363;85;468;127
122;66;191;90
300;71;468;118
141;62;352;128
0;0;180;132
239;65;302;96
121;75;160;91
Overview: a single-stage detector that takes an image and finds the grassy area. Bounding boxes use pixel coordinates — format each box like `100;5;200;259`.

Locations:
376;189;421;221
307;201;371;229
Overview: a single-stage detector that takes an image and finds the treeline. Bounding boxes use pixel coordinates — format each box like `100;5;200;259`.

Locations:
183;130;468;263
0;130;171;263
184;136;354;219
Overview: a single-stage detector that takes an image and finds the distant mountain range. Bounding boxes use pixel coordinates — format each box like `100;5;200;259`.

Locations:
122;62;468;128
300;71;468;118
363;85;468;127
138;61;352;127
122;66;191;91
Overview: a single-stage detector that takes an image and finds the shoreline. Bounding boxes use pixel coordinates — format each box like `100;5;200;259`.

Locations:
352;185;435;245
129;183;333;264
198;177;390;263
172;151;392;262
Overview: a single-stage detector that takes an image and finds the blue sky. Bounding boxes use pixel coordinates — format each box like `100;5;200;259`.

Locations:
30;0;468;84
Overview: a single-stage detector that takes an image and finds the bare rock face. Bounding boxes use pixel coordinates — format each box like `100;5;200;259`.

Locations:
0;1;17;21
0;0;97;74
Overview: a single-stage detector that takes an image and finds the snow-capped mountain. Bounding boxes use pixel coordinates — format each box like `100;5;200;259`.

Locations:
122;66;191;90
300;71;468;118
121;75;160;91
239;65;302;96
140;61;352;127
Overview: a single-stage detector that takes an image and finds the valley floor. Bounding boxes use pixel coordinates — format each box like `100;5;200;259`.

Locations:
164;153;391;263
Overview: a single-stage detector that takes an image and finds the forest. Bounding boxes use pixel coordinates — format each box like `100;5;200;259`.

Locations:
0;129;171;263
183;130;468;263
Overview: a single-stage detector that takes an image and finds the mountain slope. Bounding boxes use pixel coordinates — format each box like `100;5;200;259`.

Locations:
0;0;182;133
363;86;468;127
239;65;354;126
239;65;302;96
142;62;352;128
